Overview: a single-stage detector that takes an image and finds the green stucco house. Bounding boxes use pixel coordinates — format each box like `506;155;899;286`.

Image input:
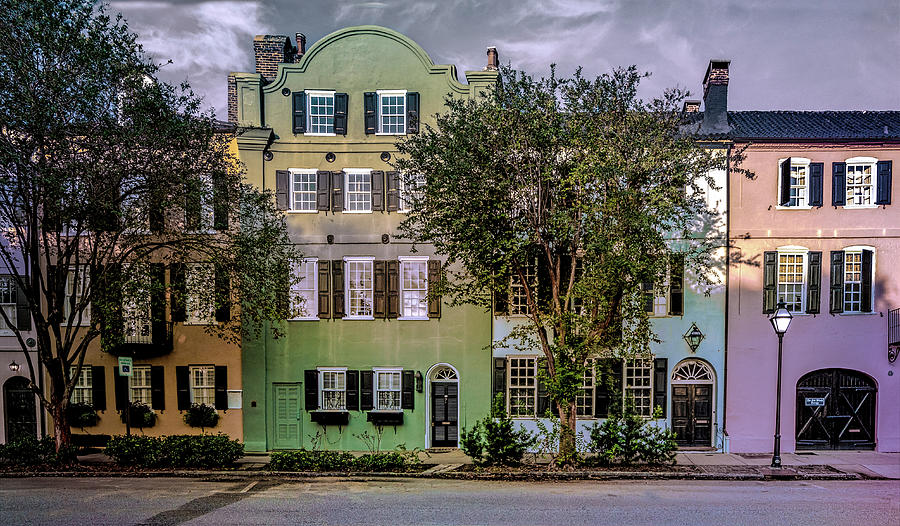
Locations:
230;26;498;451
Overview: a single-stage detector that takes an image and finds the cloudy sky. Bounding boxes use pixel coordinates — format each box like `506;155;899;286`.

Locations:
110;0;899;119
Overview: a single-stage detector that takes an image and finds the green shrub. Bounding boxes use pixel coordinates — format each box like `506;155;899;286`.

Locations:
0;435;77;466
460;393;536;466
104;435;166;467
584;407;677;465
105;433;243;468
119;403;156;428
67;403;99;428
183;403;219;429
269;449;421;472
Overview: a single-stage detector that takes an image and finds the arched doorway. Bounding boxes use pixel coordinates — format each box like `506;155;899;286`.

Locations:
4;376;37;443
426;364;459;448
671;359;715;447
796;369;876;450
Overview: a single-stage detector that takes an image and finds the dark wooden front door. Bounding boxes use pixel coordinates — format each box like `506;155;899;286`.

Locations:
4;377;37;443
672;384;712;447
431;382;458;447
796;369;876;450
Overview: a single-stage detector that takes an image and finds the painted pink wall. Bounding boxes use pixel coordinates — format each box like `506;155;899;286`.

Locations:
727;143;900;453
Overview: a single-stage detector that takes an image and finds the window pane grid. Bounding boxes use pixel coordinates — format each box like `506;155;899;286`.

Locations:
346;172;372;212
375;371;401;410
0;276;16;331
321;371;346;410
190;365;215;406
71;367;92;405
347;260;373;317
400;260;427;317
777;253;805;312
291;172;317;211
846;164;873;206
576;362;594;417
308;94;334;134
65;266;90;324
625;359;652;417
186;263;215;325
508;357;536;417
510;262;536;315
291;259;317;319
379;95;405;134
130;365;152;406
399;173;426;211
843;251;862;312
789;164;807;207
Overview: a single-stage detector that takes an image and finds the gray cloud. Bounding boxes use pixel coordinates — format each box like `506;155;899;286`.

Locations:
112;0;900;118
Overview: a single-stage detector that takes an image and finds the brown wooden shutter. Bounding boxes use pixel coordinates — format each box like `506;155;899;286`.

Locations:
809;163;824;207
653;358;667;418
763;251;777;314
492;358;506;411
114;366;129;411
292;92;306;134
386;260;399;318
91;366;106;411
832;162;847;207
371;170;385;211
373;260;386;318
363;92;377;134
861;249;873;313
401;370;415;409
304;370;319;410
316;171;330;211
668;253;684;316
150;366;165;410
331;260;344;318
214;266;230;322
360;370;374;410
170;263;186;322
331;171;344;212
779;157;792;206
333;93;348;136
214;366;228;410
386;171;400;211
275;170;290;210
806;252;822;314
317;260;331;319
176;366;190;410
830;251;844;313
406;92;419;134
427;259;441;319
876;161;892;205
346;370;359;410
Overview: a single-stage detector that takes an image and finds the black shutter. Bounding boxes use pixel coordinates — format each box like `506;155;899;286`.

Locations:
346;370;360;411
176;366;190;410
213;174;228;230
363;92;377;134
371;170;385;211
386;171;400;211
98;264;123;349
331;171;344;212
334;93;348;135
537;359;551;417
304;370;319;410
876;160;892;205
809;162;824;207
406;92;419;134
316;171;330;211
15;280;30;330
292;92;306;134
92;366;106;411
830;251;845;314
806;252;822;314
150;263;166;345
170;264;186;322
401;370;415;409
150;366;165;410
493;279;509;316
373;260;386;318
427;259;441;318
653;358;667;418
214;366;227;410
763;251;777;314
275;170;291;210
779;157;792;206
114;367;129;411
832;162;847;207
595;358;622;418
386;260;399;318
317;260;331;319
492;358;506;410
360;370;374;410
215;266;230;322
861;249;873;313
331;260;344;318
668;253;685;316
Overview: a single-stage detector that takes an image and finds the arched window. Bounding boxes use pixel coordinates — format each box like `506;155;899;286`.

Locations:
672;360;714;383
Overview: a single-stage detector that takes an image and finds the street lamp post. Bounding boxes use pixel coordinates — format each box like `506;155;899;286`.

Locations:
769;302;793;469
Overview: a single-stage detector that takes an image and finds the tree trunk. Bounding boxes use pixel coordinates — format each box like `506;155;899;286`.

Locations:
48;367;73;457
557;400;579;465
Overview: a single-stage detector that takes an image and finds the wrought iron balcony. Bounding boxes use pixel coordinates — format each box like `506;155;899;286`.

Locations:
104;319;174;358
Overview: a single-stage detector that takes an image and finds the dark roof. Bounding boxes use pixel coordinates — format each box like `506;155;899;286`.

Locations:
692;111;900;141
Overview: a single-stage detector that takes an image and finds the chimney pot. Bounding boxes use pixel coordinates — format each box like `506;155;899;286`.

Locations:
486;46;499;71
295;33;306;60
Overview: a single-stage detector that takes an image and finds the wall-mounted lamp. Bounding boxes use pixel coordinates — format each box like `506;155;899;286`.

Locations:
415;371;423;392
8;361;20;372
683;323;705;353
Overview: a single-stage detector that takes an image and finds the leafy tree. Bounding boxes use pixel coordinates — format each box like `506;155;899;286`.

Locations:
397;65;727;463
0;0;297;453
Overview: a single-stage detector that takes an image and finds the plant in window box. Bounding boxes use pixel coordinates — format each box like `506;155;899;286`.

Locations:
66;402;99;428
119;402;156;428
183;403;219;430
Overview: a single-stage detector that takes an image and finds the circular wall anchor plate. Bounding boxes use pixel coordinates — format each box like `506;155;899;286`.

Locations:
325;152;336;163
281;88;291;96
380;152;391;162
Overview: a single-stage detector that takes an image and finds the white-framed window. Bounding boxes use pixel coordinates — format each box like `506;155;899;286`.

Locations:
845;157;877;208
507;357;537;417
186;263;215;325
291;258;318;320
642;279;669;317
130;365;152;406
306;90;335;135
374;368;402;411
290;169;317;212
576;360;595;417
776;248;807;313
377;90;406;134
0;276;16;335
509;260;537;316
65;266;90;326
185;173;215;232
624;359;653;418
399;256;428;319
345;257;374;319
71;366;93;406
318;368;346;410
189;365;215;406
344;169;372;213
777;157;811;208
399;173;426;213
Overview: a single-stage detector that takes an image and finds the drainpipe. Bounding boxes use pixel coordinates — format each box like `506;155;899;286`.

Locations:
722;141;732;451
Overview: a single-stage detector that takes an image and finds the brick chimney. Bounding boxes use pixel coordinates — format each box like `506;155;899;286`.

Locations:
485;47;499;71
701;59;730;133
294;33;306;62
253;35;293;80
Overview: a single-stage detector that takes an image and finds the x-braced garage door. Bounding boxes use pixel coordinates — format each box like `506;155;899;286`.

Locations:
796;369;876;450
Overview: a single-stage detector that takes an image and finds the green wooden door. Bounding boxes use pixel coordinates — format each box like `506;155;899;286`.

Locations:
273;383;301;449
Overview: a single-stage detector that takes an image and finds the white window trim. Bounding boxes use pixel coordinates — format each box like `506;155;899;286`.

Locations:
623;358;654;419
840;245;876;315
375;89;407;136
373;367;403;412
775;246;809;315
185;263;216;325
398;256;429;320
398;173;426;214
343;168;373;214
317;366;348;411
290;257;319;321
71;366;93;406
344;256;375;320
0;276;17;336
508;259;537;318
775;157;813;210
843;157;879;209
65;266;91;327
507;355;539;419
188;365;216;406
287;169;319;214
304;90;336;137
129;364;152;406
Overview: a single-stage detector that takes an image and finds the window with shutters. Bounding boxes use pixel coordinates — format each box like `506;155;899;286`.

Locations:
845;157;876;208
777;157;811;208
576;360;595;417
130;365;152;405
399;173;426;212
289;169;317;212
377;90;406;134
189;365;215;406
345;257;374;319
123;265;151;342
71;366;93;405
0;276;16;335
185;173;215;232
642;279;669;316
65;266;90;326
291;258;318;320
319;368;346;410
509;260;537;316
507;357;537;417
374;368;402;410
641;255;684;317
624;359;653;417
776;250;807;313
399;257;428;319
344;170;372;213
305;91;334;135
186;263;216;325
842;247;875;313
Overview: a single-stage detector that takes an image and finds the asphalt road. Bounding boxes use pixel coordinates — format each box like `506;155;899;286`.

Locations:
0;477;897;525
